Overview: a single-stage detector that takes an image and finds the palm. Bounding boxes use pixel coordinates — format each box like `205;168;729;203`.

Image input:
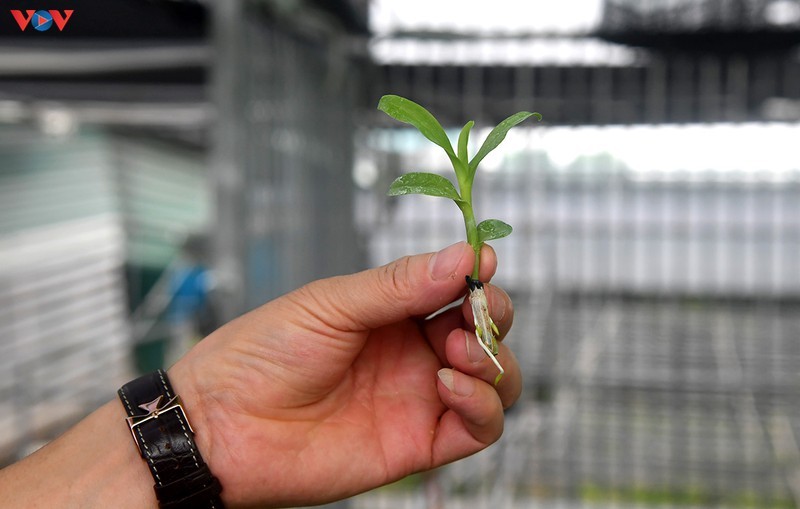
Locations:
192;311;452;507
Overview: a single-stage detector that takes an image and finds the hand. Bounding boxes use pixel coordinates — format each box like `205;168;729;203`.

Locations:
171;242;522;508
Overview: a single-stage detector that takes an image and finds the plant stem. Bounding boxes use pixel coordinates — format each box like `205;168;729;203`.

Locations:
457;200;481;280
456;165;482;280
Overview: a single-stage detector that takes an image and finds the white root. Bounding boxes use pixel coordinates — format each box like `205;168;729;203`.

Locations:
467;277;504;385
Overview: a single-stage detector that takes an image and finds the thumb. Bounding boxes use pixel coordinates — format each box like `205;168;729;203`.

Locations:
296;242;485;331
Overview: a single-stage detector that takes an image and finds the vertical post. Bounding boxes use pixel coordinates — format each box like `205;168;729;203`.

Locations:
209;0;247;322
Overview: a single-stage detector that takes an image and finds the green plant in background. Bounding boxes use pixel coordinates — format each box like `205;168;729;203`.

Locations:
378;94;540;384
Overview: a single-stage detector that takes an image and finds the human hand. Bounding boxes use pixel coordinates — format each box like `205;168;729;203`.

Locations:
170;242;522;508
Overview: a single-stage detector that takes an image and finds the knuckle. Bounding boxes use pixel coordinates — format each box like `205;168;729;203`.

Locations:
382;255;413;297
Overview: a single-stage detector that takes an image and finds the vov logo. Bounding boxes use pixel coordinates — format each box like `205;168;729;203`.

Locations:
11;10;74;32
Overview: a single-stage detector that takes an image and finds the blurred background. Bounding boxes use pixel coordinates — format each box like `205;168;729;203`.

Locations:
1;0;800;507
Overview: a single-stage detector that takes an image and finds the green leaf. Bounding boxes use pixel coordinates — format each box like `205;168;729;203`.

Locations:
378;95;456;160
477;219;513;243
469;111;541;175
387;172;463;202
457;120;474;163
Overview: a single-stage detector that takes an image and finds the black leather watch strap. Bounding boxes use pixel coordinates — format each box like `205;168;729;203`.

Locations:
118;370;224;509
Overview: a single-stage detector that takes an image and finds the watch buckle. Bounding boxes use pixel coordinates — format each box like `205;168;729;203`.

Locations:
126;394;195;449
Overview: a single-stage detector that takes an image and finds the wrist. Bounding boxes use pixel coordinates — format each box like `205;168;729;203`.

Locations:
167;361;217;479
88;402;159;508
0;401;156;509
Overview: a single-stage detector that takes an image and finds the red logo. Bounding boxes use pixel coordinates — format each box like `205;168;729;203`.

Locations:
11;10;73;31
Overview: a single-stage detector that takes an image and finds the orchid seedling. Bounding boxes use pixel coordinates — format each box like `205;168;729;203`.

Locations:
378;94;540;384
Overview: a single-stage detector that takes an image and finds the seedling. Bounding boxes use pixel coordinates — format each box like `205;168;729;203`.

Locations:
378;94;540;384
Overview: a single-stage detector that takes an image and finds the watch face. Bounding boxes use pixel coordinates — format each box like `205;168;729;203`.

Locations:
138;396;164;414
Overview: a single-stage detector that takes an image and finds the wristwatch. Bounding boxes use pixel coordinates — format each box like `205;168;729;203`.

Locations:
118;370;224;509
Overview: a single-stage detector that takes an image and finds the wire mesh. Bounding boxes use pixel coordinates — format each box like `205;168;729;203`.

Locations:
347;13;800;507
211;1;367;319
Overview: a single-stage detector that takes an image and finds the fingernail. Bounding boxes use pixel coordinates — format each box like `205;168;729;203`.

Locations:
437;368;475;397
428;242;466;281
465;331;485;364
